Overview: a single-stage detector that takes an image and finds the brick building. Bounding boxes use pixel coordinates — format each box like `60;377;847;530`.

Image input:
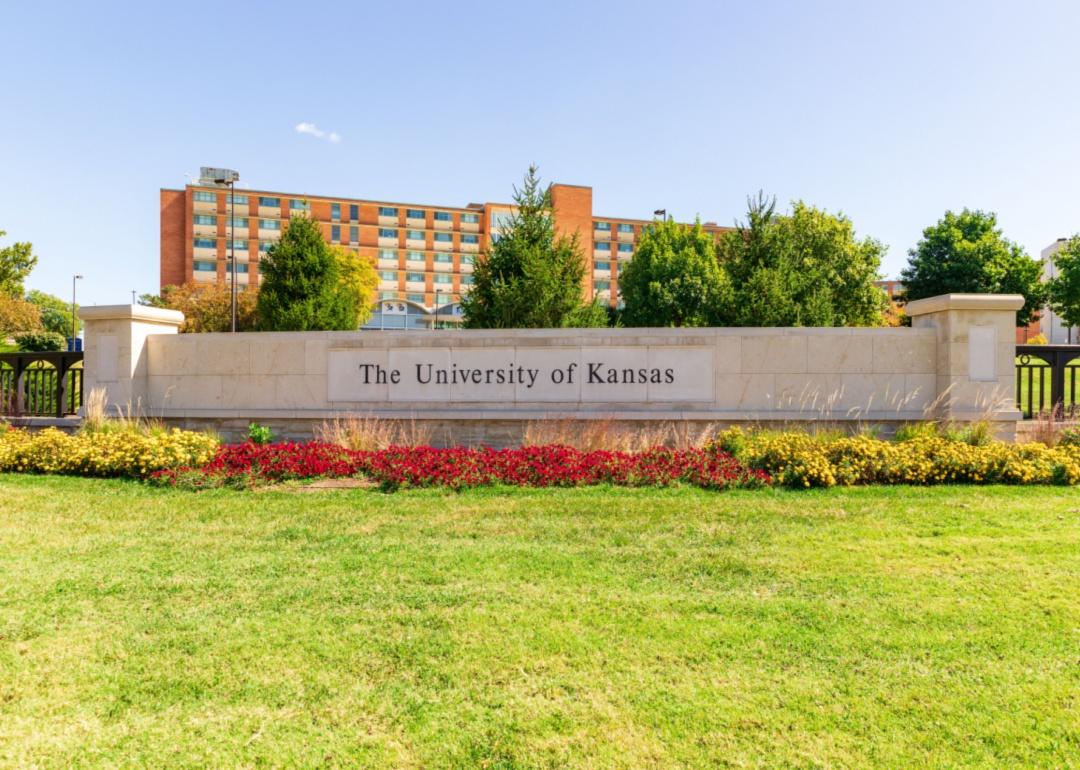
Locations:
160;180;731;328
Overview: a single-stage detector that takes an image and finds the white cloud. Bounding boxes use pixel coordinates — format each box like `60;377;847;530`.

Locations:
295;122;341;143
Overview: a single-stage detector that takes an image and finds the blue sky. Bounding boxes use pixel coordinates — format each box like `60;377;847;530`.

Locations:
2;0;1078;306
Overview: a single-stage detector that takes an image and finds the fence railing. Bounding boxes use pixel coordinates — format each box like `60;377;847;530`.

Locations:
1015;345;1080;418
0;352;84;418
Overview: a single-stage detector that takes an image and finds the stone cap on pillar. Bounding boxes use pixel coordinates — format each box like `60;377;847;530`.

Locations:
79;304;185;326
905;293;1025;317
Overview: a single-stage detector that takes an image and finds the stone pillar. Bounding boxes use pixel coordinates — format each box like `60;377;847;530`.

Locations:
906;293;1023;433
78;305;184;414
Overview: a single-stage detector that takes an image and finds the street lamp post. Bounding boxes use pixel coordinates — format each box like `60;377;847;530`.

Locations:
71;274;83;352
213;171;240;332
434;288;441;331
653;208;669;222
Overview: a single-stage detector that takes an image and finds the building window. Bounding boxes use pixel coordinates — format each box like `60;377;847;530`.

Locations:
226;194;248;205
461;234;478;244
379;248;397;260
595;280;610;291
406;208;424;219
617;223;634;233
349;225;358;243
461;213;479;224
193;191;216;203
227;239;248;251
595;221;611;231
461;274;474;285
379;206;398;217
406;251;426;262
259;196;280;207
617;243;633;253
379;271;397;281
406;230;425;241
331;225;341;242
331;203;341;222
594;241;611;251
434;253;453;263
490;211;513;229
406;272;424;283
290;199;310;212
194;237;215;249
407;293;425;304
193;214;216;225
379;228;398;239
229;217;248;228
259;219;280;230
349;204;359;221
434;273;452;284
434;211;452;222
259;242;273;253
460;254;474;265
235;263;249;274
193;260;215;272
433;232;452;243
595;261;610;271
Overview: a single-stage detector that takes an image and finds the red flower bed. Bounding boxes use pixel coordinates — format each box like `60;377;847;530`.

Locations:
150;442;770;490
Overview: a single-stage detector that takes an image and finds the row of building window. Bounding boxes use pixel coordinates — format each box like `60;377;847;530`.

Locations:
376;228;478;243
594;222;635;233
195;216;482;245
377;206;479;224
595;242;633;253
379;271;474;285
194;260;249;274
379;291;461;304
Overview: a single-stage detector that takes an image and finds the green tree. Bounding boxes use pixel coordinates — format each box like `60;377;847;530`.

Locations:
0;230;38;296
256;215;356;331
462;166;606;329
0;293;42;337
140;283;259;333
716;194;888;326
1047;236;1080;329
330;246;379;328
901;209;1045;325
25;290;80;337
618;218;731;326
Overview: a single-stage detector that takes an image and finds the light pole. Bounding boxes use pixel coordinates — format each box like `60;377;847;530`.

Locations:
653;208;669;222
434;288;441;331
214;171;240;332
71;274;83;352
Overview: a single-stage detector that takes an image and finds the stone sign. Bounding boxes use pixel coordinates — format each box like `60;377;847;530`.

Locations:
326;347;715;403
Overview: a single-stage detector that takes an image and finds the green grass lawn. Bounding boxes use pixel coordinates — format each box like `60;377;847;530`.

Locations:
0;479;1077;768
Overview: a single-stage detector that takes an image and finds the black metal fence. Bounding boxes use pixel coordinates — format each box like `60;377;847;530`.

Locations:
1015;345;1080;418
0;352;84;417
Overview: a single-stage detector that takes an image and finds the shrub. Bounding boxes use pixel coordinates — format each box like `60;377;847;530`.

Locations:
14;331;66;351
248;422;273;445
0;427;219;478
710;427;1080;488
1058;426;1080;447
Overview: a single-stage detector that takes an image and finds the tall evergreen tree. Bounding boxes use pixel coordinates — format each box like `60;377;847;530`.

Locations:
462;166;607;329
257;215;356;331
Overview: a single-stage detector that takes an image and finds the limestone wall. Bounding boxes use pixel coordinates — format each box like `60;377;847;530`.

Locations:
80;294;1025;444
